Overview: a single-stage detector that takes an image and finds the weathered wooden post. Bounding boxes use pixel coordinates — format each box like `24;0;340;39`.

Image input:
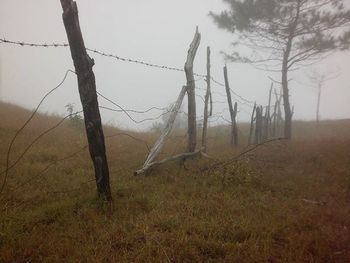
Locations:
254;106;261;144
248;102;257;145
266;83;273;139
223;65;238;147
185;27;201;153
202;46;211;152
233;102;238;146
60;0;112;201
272;95;278;137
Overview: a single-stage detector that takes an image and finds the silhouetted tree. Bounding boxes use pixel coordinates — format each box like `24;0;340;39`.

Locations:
210;0;350;139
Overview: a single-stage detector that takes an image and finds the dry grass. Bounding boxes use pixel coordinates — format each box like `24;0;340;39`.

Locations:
0;102;349;262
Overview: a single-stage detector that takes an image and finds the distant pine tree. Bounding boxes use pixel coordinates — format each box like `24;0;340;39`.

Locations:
210;0;350;139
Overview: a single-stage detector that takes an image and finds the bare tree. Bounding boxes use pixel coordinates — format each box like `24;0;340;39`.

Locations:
306;69;340;123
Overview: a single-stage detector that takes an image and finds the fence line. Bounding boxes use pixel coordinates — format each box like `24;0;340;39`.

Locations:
0;36;281;196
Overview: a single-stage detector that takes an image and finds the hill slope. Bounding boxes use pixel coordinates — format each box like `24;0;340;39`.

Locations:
0;102;350;262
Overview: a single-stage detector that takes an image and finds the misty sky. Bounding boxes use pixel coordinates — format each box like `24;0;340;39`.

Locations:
1;0;349;131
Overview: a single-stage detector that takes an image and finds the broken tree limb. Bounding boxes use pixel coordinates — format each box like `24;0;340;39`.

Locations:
142;85;187;168
185;27;201;153
60;0;112;201
202;46;211;152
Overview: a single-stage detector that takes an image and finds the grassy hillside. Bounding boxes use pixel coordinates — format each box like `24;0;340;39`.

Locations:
0;102;349;262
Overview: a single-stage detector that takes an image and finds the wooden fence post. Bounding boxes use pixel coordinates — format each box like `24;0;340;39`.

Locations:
60;0;111;201
233;102;238;146
272;94;278;137
254;106;261;144
185;27;201;153
266;83;273;139
202;46;211;152
223;65;238;147
248;102;257;145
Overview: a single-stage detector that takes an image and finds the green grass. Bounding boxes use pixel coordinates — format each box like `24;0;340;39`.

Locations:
0;102;350;262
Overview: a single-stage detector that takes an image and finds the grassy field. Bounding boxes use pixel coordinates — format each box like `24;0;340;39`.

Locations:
0;102;349;262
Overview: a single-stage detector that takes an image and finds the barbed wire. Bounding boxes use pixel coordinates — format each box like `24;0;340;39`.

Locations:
0;37;255;105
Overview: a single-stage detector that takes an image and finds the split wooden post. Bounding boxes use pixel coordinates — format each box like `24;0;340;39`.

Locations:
60;0;112;201
137;86;187;174
223;65;238;147
248;102;257;145
202;46;211;152
185;27;201;153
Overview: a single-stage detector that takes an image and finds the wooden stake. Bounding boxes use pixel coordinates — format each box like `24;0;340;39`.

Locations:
185;27;201;153
266;83;273;139
248;102;257;145
202;47;211;152
223;65;238;147
233;102;238;146
60;0;111;201
254;106;261;144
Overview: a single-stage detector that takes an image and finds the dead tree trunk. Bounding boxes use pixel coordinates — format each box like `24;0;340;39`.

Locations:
202;46;211;152
185;27;201;153
135;86;187;176
223;66;238;147
248;102;256;145
60;0;111;201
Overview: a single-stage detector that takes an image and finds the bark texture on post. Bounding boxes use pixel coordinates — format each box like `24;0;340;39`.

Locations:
140;86;187;172
185;27;201;153
60;0;111;201
223;65;238;147
202;46;211;152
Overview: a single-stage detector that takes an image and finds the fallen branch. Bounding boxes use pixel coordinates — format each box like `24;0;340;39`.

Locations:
134;150;205;176
200;138;287;173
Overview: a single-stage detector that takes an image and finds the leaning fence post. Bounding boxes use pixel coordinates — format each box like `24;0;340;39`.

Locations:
136;86;187;175
185;27;201;153
60;0;112;201
223;65;238;147
202;46;211;152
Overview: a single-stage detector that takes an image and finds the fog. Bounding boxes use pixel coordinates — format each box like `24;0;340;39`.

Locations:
1;0;349;131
